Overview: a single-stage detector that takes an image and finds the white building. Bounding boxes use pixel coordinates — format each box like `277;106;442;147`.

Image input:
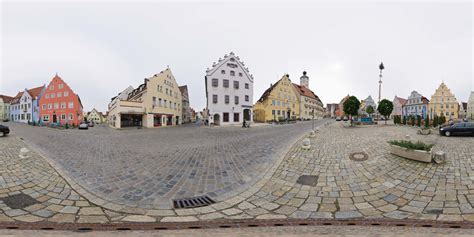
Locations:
403;90;429;119
359;95;376;116
107;86;134;126
205;52;254;125
467;91;474;120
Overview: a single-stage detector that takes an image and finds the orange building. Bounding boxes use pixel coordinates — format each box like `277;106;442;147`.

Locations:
335;95;349;117
39;74;84;126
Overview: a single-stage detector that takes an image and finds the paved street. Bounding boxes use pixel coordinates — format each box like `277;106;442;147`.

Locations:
0;121;473;225
3;120;329;209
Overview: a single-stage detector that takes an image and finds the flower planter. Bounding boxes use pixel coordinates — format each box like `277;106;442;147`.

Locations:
389;144;432;163
417;129;431;135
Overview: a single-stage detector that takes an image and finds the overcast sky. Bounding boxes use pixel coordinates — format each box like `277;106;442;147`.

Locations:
1;1;473;112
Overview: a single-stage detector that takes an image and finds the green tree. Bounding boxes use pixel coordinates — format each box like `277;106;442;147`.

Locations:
424;114;430;128
417;115;422;127
377;99;394;125
440;114;446;125
410;115;415;126
402;116;407;125
366;105;374;117
343;96;361;126
433;115;438;127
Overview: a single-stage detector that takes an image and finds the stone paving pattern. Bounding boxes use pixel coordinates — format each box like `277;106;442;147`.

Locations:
0;121;474;224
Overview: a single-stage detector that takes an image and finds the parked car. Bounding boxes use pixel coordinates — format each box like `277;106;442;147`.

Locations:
463;118;469;122
0;124;10;136
343;116;348;121
335;117;341;121
439;122;474;137
87;121;94;127
79;122;89;130
2;118;9;122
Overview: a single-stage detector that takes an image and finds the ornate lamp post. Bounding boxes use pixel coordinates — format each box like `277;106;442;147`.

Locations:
377;62;384;121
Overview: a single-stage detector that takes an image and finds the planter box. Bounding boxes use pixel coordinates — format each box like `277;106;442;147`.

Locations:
389;144;432;163
417;129;431;135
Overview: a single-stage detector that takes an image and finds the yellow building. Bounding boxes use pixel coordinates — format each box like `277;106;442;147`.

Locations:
0;95;13;121
86;108;105;124
253;74;300;122
428;82;459;119
108;68;183;128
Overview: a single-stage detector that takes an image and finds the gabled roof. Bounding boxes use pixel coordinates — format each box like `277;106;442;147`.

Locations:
421;96;430;104
179;85;189;101
292;83;317;99
27;85;45;98
10;91;24;104
256;75;287;103
394;96;407;106
0;95;13;102
205;52;254;83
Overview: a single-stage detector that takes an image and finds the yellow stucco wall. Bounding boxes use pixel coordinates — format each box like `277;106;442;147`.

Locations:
428;82;459;119
253;75;300;122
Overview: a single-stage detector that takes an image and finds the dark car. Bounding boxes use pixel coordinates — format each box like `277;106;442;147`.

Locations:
439;122;474;137
0;124;10;136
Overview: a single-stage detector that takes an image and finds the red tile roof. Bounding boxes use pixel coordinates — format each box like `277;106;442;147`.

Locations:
395;96;407;106
0;95;13;102
292;83;317;99
10;91;24;104
27;86;44;98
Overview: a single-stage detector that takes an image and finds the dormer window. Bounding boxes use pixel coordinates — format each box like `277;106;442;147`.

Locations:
239;72;243;77
221;70;225;74
230;71;235;76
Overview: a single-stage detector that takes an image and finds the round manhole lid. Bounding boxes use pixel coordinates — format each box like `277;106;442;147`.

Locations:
349;152;368;161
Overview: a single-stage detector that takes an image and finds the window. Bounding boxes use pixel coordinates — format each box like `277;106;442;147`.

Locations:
58;84;63;89
213;95;218;103
152;97;157;106
69;113;74;120
245;95;249;102
61;114;66;120
48;103;52;109
28;103;31;109
235;96;239;105
239;72;243;77
21;114;25;120
64;91;69;97
234;113;239;122
272;110;275;115
61;102;66;109
42;104;46;110
272;100;276;106
225;95;230;104
446;112;449;116
166;88;168;95
221;70;225;74
174;102;177;110
164;99;167;107
277;101;281;106
212;79;218;87
43;115;50;121
230;71;235;76
49;85;54;90
45;94;49;99
169;101;172;108
223;79;229;88
68;102;74;109
277;110;281;115
245;83;249;89
54;103;59;109
233;81;239;89
51;93;55;99
159;98;162;106
57;92;62;98
223;113;229;122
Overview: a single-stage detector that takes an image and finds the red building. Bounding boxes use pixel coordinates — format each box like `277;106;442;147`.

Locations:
39;74;84;126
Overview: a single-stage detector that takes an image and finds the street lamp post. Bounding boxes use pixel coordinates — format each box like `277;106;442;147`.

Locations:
312;109;315;131
377;62;384;121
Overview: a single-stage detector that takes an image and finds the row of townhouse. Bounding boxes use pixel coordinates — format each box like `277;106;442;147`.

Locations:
0;74;84;126
107;52;323;128
392;82;467;120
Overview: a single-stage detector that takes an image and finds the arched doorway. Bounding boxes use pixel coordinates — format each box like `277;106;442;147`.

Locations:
213;114;220;126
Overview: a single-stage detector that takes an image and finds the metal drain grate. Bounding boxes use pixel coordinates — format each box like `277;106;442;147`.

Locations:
173;195;215;209
296;175;319;187
0;193;38;209
349;152;368;161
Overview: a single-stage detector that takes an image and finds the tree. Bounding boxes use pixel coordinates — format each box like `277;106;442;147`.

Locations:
366;105;374;118
410;115;415;126
377;99;394;124
424;114;430;128
433;115;438;127
417;115;422;127
402;116;407;125
343;96;361;126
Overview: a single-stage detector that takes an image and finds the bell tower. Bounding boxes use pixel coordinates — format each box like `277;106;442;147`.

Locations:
300;71;309;88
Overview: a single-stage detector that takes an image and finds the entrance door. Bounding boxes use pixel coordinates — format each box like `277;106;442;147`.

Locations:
243;109;251;121
53;114;57;123
213;114;220;126
287;110;291;120
176;116;179;125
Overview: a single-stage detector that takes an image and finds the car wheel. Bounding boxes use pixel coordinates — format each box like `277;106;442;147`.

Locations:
445;131;451;137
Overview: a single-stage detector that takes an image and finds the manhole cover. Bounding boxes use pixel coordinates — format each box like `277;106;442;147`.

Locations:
0;193;38;209
296;175;319;187
173;195;215;209
349;152;368;161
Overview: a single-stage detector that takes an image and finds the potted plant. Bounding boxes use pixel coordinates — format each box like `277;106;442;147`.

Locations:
388;140;434;163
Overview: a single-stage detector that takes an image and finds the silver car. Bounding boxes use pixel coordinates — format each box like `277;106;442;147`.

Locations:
79;122;89;130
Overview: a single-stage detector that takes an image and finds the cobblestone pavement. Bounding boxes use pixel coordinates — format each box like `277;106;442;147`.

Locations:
3;120;329;209
2;225;474;237
1;121;473;224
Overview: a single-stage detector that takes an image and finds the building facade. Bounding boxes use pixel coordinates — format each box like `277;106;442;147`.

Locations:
253;74;300;122
107;86;134;126
0;95;13;121
359;95;376;117
293;72;324;120
335;95;349;118
179;85;191;123
391;96;407;119
468;91;474;120
428;82;459;119
205;52;254;125
86;108;105;124
39;75;83;125
326;103;339;118
403;91;429;119
459;102;467;119
108;68;182;129
8;86;45;124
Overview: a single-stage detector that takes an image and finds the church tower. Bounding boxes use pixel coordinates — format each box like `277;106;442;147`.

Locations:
300;71;309;88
